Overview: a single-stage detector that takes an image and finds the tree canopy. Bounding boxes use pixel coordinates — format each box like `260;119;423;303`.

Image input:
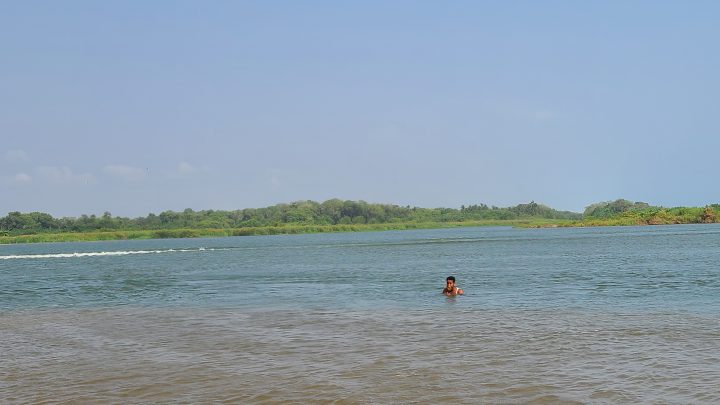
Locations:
0;199;582;235
583;199;652;218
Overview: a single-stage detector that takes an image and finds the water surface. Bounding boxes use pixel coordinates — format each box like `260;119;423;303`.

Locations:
2;225;719;403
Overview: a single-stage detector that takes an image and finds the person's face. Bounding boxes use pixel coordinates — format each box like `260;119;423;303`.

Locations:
446;279;455;290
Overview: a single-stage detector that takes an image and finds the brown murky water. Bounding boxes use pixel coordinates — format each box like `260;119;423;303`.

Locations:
2;307;719;404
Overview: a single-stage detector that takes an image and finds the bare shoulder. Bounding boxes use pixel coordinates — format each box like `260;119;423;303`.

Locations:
457;288;464;295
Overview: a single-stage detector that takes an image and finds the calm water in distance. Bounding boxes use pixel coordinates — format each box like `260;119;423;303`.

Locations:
2;225;719;403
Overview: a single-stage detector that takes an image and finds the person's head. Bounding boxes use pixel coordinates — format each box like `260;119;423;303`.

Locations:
446;276;456;289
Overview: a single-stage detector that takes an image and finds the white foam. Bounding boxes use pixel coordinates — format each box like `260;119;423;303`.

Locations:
0;247;223;260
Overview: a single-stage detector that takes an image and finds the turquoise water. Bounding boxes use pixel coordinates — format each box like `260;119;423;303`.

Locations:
2;225;719;312
3;225;720;403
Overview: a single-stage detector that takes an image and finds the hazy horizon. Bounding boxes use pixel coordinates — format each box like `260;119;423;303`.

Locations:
3;2;719;217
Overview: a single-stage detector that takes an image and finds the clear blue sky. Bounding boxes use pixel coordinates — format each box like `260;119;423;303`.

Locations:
2;1;719;217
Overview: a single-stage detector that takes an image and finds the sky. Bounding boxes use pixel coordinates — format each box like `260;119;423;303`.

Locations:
1;1;719;217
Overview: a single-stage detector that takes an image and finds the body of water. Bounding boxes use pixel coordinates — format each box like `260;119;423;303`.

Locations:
2;225;719;403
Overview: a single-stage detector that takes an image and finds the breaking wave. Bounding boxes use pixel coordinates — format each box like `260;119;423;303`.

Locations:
0;247;222;260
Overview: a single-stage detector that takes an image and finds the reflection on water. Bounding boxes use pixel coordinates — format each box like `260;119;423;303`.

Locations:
2;308;719;404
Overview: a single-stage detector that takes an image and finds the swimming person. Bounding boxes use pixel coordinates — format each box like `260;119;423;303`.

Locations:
443;276;464;296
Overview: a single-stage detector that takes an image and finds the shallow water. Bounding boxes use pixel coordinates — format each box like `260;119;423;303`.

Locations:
2;225;720;403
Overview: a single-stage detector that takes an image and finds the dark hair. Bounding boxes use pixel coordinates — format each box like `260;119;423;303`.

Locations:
446;276;456;282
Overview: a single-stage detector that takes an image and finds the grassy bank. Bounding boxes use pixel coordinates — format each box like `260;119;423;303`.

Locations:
0;219;573;244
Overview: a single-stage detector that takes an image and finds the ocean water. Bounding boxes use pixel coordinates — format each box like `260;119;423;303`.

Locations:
1;225;719;403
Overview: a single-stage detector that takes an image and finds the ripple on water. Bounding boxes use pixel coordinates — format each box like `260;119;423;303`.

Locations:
1;307;719;404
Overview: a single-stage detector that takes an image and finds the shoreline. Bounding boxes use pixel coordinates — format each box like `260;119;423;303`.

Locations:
1;219;716;245
0;220;562;244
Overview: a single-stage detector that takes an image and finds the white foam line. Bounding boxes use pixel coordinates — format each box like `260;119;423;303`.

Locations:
0;247;224;260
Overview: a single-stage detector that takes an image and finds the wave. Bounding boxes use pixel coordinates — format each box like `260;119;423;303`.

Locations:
0;247;224;260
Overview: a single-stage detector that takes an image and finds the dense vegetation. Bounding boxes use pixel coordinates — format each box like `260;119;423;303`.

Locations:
578;199;719;226
1;199;718;244
583;199;652;218
0;199;579;237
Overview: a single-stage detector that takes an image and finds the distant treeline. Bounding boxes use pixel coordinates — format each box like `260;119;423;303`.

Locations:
581;199;719;226
0;199;580;236
3;199;718;237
